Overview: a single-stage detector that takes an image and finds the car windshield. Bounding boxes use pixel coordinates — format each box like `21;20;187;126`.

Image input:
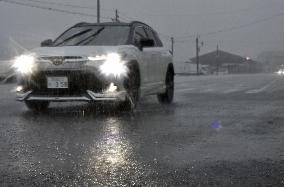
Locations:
53;25;130;46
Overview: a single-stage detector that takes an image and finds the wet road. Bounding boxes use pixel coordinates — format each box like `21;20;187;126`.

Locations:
1;74;284;186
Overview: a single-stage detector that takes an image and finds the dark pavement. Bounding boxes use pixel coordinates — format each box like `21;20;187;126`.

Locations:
0;74;284;186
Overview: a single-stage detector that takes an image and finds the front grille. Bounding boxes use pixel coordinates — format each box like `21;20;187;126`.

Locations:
26;71;108;96
40;56;83;61
39;56;85;66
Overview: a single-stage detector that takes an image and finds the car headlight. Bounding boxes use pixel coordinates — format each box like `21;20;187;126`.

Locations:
88;53;128;78
12;54;36;74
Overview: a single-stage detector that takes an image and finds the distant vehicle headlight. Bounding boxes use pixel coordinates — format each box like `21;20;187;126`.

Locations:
88;53;128;78
12;54;36;75
277;70;284;75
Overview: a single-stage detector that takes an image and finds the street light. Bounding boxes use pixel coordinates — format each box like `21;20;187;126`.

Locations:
245;57;252;73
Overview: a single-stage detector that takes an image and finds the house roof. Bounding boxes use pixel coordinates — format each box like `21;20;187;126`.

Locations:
190;50;250;65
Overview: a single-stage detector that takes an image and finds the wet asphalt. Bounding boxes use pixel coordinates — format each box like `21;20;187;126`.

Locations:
0;74;284;186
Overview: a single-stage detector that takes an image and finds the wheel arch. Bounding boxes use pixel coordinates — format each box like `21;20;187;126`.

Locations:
127;60;141;87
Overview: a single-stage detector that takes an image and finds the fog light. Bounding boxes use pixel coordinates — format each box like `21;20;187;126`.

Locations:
16;85;23;92
107;83;118;93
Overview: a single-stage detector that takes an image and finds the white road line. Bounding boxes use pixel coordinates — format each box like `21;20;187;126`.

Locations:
223;88;242;94
246;79;278;94
176;88;196;93
202;88;216;93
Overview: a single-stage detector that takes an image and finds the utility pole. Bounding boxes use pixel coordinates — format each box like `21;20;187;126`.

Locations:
97;0;100;23
115;9;119;22
196;36;200;75
216;45;219;75
195;35;203;75
170;37;174;56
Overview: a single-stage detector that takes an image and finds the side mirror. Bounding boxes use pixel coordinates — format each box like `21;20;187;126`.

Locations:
41;39;53;47
139;39;155;50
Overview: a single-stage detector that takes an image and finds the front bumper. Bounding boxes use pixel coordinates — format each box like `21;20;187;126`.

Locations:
16;90;127;102
16;70;127;103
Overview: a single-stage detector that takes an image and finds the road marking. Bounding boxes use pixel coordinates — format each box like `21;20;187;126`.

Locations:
202;88;216;93
223;88;242;94
246;79;278;94
176;88;196;93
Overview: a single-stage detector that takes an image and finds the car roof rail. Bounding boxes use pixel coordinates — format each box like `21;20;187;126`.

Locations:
73;22;89;27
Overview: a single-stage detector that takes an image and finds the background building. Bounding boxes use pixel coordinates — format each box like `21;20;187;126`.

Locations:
190;50;263;74
257;51;284;72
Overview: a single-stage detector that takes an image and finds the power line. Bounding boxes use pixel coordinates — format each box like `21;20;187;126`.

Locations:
118;17;130;22
21;0;113;12
117;13;172;40
6;0;282;49
7;0;284;40
158;32;172;39
0;0;112;20
175;11;284;42
1;0;173;45
118;11;137;21
23;0;95;10
125;2;284;18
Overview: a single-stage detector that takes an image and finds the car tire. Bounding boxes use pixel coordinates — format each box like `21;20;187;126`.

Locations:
157;68;174;104
120;64;140;111
25;101;50;112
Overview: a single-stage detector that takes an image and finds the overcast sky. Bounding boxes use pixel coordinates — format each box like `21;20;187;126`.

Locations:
1;0;284;62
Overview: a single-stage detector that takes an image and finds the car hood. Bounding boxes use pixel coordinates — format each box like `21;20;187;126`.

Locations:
30;45;131;57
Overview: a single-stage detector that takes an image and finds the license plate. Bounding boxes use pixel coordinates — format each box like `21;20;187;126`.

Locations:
47;77;68;89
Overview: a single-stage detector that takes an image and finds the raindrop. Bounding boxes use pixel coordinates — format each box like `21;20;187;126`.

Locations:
153;158;157;164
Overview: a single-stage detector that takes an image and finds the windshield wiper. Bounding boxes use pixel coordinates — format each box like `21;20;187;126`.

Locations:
76;27;105;45
55;29;92;46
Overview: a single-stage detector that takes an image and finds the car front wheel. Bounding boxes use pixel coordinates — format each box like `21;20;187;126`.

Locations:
120;65;140;111
157;69;174;104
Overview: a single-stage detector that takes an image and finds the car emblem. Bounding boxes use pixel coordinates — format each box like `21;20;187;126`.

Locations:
51;57;64;66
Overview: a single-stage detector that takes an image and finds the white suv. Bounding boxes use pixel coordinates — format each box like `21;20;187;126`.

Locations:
13;21;174;111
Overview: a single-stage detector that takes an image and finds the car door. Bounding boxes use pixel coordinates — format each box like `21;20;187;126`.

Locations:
144;27;170;88
132;26;155;89
143;27;160;85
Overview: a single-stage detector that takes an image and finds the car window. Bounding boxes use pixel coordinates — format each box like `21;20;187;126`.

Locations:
153;31;163;47
133;26;147;47
53;25;130;46
144;27;157;47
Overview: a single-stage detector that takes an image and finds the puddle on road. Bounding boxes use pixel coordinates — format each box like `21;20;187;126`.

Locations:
11;103;171;186
73;117;158;186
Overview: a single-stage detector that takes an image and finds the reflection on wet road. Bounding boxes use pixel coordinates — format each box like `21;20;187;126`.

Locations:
82;118;149;186
1;74;284;186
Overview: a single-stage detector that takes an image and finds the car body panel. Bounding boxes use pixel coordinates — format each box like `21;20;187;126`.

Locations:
15;21;173;104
